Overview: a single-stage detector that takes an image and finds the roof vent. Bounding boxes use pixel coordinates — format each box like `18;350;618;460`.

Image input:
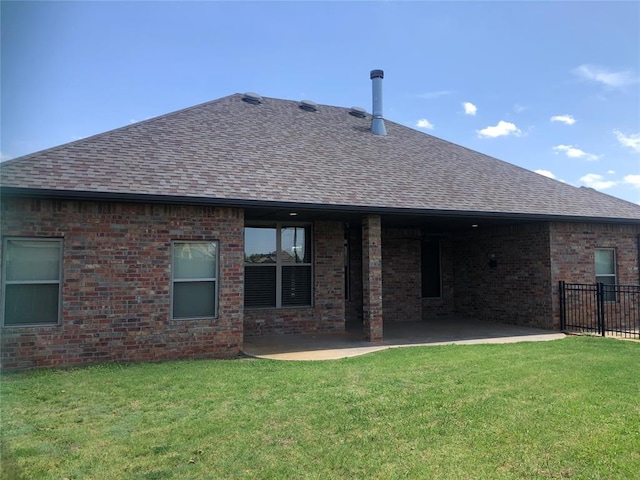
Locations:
242;92;263;104
299;99;318;112
349;106;367;118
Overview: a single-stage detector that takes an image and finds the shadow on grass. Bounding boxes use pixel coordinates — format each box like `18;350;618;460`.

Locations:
0;439;25;480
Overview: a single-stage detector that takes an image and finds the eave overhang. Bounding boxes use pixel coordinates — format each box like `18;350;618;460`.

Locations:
2;186;639;225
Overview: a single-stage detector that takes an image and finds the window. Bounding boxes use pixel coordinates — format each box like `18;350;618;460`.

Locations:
421;239;441;298
595;248;616;302
172;241;218;319
2;238;62;326
245;224;312;308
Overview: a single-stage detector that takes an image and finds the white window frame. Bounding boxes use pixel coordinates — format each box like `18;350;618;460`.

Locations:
171;241;219;320
595;247;617;302
244;222;313;309
595;248;617;284
1;237;63;327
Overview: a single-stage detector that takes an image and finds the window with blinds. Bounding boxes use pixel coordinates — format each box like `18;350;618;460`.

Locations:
244;225;312;308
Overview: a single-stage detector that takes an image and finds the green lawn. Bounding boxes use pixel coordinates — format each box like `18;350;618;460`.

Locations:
2;336;639;480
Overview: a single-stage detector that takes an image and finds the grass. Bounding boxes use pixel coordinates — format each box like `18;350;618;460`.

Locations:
1;336;639;480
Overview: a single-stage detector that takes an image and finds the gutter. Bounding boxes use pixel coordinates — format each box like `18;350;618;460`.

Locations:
1;186;640;225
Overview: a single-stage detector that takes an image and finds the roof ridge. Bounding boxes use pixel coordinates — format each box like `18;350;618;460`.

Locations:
238;94;369;115
579;186;640;208
383;117;640;209
2;93;242;164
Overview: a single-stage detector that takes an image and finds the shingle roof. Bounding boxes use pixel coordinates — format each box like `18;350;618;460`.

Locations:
2;93;639;221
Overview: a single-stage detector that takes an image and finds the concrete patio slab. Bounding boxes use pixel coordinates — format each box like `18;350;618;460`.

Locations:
242;318;566;360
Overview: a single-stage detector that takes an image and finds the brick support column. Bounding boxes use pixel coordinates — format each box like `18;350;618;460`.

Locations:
362;215;383;342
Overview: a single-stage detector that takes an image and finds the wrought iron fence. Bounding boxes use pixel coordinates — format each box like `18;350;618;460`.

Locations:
559;281;640;340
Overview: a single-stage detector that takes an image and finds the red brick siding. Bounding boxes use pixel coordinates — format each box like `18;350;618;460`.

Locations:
453;223;553;328
382;228;421;323
362;215;383;342
549;222;640;328
243;221;345;335
1;198;244;370
348;229;456;326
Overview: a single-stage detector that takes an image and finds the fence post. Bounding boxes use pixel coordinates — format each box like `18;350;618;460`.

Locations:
596;282;606;337
559;281;566;330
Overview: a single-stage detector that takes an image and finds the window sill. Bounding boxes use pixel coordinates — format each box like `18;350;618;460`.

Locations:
1;322;61;329
170;316;218;322
244;305;313;311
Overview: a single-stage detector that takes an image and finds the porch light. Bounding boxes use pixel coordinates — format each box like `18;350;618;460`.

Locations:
289;212;298;216
472;224;479;228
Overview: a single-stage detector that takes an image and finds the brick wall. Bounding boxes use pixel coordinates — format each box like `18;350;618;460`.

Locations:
550;222;640;328
348;229;455;327
243;220;345;335
382;228;421;323
362;215;383;342
453;223;553;328
1;198;244;370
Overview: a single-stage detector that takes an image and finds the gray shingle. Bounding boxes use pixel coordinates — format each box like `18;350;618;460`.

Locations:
2;94;639;221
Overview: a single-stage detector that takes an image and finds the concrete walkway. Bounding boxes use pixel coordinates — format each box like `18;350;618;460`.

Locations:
242;318;566;360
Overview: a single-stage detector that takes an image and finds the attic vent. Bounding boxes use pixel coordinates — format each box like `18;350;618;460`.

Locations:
349;106;367;118
299;100;318;112
242;92;263;104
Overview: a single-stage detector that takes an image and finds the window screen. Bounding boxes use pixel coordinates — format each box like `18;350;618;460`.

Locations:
172;242;218;319
2;238;62;326
595;248;616;302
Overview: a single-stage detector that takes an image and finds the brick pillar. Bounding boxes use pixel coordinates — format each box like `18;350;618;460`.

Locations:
362;215;383;342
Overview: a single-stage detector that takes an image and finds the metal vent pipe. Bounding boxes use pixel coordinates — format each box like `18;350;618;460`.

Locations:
370;69;387;136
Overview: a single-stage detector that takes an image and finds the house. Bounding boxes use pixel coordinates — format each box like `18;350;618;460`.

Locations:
2;71;639;369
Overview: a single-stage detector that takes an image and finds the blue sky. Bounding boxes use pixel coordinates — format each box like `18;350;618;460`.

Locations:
2;1;639;204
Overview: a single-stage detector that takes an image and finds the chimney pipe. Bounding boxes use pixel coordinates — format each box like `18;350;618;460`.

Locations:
370;69;387;136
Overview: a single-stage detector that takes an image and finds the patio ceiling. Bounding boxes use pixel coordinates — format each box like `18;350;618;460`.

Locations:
244;204;549;232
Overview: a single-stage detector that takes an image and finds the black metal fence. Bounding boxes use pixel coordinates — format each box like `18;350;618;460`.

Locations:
559;281;640;340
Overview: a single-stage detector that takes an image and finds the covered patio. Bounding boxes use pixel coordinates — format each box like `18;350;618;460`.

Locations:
242;317;565;360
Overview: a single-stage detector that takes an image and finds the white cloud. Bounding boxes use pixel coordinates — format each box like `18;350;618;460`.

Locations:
550;115;576;125
552;144;599;161
607;170;616;174
534;169;566;183
417;90;452;99
416;119;434;130
0;151;12;162
463;102;477;116
624;174;640;188
513;104;526;113
573;64;638;88
534;169;557;179
579;173;617;190
614;130;640;153
477;121;521;138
